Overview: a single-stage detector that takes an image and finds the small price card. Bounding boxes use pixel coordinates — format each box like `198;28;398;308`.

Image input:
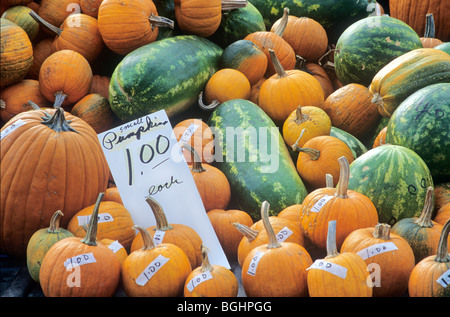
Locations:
98;110;229;268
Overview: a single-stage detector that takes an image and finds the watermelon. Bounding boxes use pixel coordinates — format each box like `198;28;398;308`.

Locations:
347;144;434;225
334;15;423;87
330;126;368;159
435;42;450;55
109;35;223;122
386;83;450;183
207;99;308;220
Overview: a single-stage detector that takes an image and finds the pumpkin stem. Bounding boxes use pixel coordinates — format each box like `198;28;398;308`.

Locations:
47;210;64;233
372;223;391;240
80;192;104;246
295;55;307;70
53;91;68;109
424;13;436;38
0;99;5;110
414;186;435;228
145;196;173;231
273;7;289;37
29;10;62;36
336;156;350;199
133;225;156;251
325;220;339;258
325;174;333;188
199;244;214;272
221;0;248;11
233;222;259;242
261;201;281;249
317;49;338;69
41;107;78;133
291;128;306;152
149;13;174;30
291;129;321;160
28;100;52;119
435;219;450;263
268;49;287;78
198;91;221;112
294;106;308;124
182;143;205;172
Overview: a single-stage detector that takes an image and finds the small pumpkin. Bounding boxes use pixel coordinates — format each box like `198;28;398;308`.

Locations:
99;238;128;266
103;186;123;205
88;74;110;99
80;0;103;18
71;93;117;133
277;204;302;227
372;126;387;148
434;203;450;226
26;210;74;283
241;201;313;297
174;118;214;164
296;57;335;99
184;245;238;297
434;182;450;211
122;225;192;297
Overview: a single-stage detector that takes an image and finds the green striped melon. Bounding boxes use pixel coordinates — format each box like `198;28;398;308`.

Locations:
435;42;450;55
330;126;368;159
207;99;308;220
334;15;423;87
347;144;434;225
386;83;450;183
109;35;222;122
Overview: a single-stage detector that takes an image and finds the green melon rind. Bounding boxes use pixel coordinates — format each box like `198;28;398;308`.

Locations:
386;83;450;183
435;42;450;55
330;126;368;159
207;99;308;220
334;15;423;87
109;35;223;122
347;144;434;225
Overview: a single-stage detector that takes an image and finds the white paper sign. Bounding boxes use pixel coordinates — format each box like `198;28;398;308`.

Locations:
98;110;229;268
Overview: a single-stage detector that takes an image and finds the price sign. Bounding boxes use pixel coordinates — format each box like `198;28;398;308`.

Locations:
98;110;229;268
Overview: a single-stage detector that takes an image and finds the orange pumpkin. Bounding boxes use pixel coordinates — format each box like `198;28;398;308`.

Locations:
174;118;214;164
37;0;81;35
434;202;450;226
103;186;123;205
89;74;110;99
99;238;128;266
434;182;450;211
277;204;302;227
248;77;265;104
80;0;103;18
71;93;117;133
297;58;335;99
373;126;387;148
26;38;53;80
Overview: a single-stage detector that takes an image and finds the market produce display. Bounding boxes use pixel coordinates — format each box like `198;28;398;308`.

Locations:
1;0;449;299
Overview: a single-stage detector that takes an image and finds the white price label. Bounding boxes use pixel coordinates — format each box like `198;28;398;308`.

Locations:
107;240;123;253
307;259;347;279
276;226;293;242
246;251;264;276
135;254;170;286
77;213;114;226
179;123;200;143
1;119;27;140
436;268;450;288
311;195;334;213
186;271;213;292
152;230;166;246
357;242;398;260
64;253;96;268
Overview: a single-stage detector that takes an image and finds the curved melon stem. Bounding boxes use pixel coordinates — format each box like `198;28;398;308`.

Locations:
198;91;221;111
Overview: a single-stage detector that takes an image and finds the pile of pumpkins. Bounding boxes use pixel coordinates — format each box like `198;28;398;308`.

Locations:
1;0;450;297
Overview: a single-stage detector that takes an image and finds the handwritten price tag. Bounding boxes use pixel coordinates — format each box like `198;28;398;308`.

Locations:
98;110;229;268
356;242;398;260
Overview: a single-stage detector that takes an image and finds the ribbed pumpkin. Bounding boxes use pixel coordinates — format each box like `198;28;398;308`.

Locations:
0;107;110;258
408;219;450;297
1;5;39;41
37;0;81;35
241;201;313;297
39;49;93;109
184;245;238;297
71;93;117;133
257;49;324;125
26;38;53;80
282;105;331;149
39;193;122;297
26;210;74;283
130;197;203;269
307;220;373;297
391;187;450;264
0;18;33;87
67;200;136;252
434;203;450;226
98;0;174;55
340;223;415;297
122;225;192;297
321;83;381;139
80;0;103;18
292;133;354;190
207;208;253;261
0;79;51;122
174;118;214;164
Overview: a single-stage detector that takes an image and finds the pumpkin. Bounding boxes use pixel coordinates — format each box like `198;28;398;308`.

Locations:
39;49;93;109
248;77;265;104
184;245;238;297
0;18;33;87
271;9;328;62
207;208;253;261
277;204;302;227
67;200;136;252
372;126;387;148
408;219;450;297
103;186;123;205
300;156;379;250
257;49;324;125
420;13;443;48
25;38;52;80
435;182;450;211
1;107;110;258
99;238;128;266
340;223;415;297
391;187;450;264
321;83;381;139
98;0;174;55
183;143;231;212
26;210;74;283
296;57;335;99
282;105;331;149
292;133;354;190
71;93;117;133
39;193;122;297
37;0;81;35
89;75;110;99
0;79;51;122
219;39;268;86
1;5;39;41
241;201;313;297
80;0;103;18
122;225;192;297
174;118;214;164
130;197;203;269
6;0;33;5
307;220;373;297
434;203;450;226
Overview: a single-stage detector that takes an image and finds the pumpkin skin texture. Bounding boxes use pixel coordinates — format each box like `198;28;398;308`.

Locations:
26;210;74;283
434;203;450;226
408;219;450;297
39;193;121;297
277;204;302;227
340;223;415;297
174;118;214;164
80;0;103;18
0;108;110;258
37;0;81;35
2;5;39;41
203;68;251;105
26;38;53;80
89;75;110;99
174;0;221;38
0;18;33;87
122;225;192;297
241;201;313;297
